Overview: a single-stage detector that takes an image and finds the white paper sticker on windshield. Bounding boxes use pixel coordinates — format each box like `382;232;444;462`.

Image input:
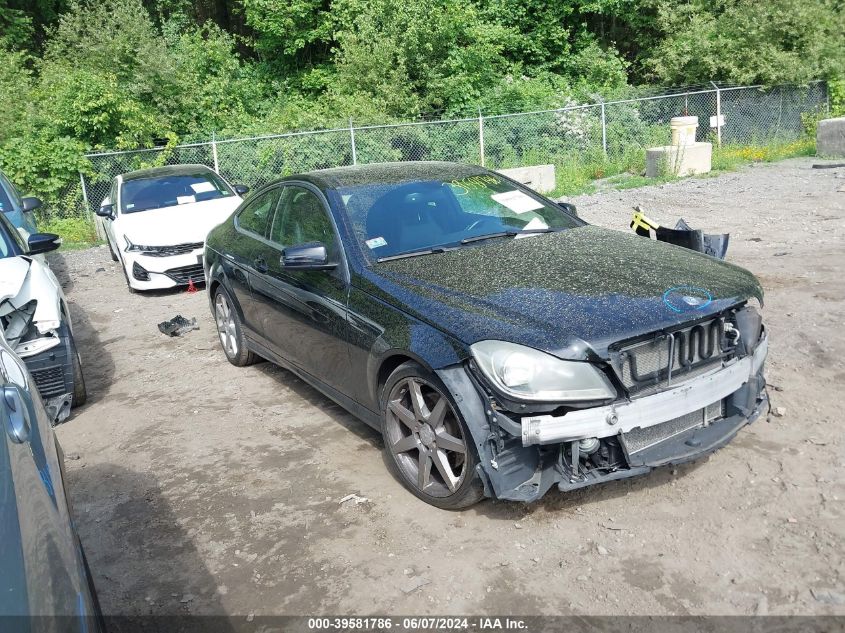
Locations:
491;190;544;214
515;217;550;238
366;236;387;249
177;195;196;205
190;182;216;194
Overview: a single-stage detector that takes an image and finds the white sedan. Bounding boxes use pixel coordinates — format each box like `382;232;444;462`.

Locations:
97;164;247;292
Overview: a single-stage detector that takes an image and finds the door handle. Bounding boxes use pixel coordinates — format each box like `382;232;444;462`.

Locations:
3;385;31;444
254;257;269;274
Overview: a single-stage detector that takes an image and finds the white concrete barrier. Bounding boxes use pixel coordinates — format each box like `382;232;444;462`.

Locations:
497;165;556;193
646;142;713;178
817;117;845;157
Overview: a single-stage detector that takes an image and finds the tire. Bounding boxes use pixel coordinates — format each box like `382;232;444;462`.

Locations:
120;260;137;294
380;361;484;509
213;286;257;367
68;330;87;408
106;234;118;262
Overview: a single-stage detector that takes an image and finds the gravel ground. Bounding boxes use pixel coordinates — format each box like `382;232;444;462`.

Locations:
53;157;844;616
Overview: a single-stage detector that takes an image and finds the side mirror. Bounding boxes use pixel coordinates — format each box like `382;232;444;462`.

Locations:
96;203;115;219
21;197;42;213
27;232;62;255
558;201;578;218
234;184;250;196
281;242;336;271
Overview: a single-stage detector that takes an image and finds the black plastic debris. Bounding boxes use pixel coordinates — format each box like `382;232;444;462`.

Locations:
158;315;199;337
630;208;730;259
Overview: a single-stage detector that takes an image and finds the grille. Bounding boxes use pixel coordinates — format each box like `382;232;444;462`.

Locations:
623;400;725;454
142;242;204;257
615;317;733;397
31;366;67;398
165;263;205;284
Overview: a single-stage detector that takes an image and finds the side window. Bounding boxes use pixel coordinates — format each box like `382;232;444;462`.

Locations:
269;187;337;253
236;188;281;238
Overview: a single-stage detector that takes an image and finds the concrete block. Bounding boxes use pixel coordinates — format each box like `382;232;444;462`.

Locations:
497;164;556;193
816;117;845;157
646;142;712;178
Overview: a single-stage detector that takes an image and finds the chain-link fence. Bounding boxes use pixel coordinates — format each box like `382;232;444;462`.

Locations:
66;81;827;220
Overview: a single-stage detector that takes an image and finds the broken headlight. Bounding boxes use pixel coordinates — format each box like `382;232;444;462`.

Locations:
470;340;616;402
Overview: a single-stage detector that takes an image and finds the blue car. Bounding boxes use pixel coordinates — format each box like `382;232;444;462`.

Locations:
0;330;103;627
0;169;40;236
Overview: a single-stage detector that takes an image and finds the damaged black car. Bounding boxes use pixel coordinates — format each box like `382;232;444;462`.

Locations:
205;161;768;509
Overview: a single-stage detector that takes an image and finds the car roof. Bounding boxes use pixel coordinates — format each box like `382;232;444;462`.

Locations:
279;161;490;190
121;164;216;182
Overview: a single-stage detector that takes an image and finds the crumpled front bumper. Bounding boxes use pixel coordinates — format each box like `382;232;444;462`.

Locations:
437;333;769;503
521;334;768;446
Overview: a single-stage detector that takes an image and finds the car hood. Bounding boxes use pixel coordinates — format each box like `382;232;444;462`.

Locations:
116;196;241;246
358;225;764;360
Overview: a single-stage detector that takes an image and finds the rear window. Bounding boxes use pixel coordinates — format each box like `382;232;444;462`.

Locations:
120;171;234;213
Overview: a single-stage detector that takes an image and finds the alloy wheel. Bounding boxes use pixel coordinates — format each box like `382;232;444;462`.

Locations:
384;377;468;497
214;292;238;358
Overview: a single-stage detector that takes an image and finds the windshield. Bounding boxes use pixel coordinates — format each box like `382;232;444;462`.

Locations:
338;172;581;260
120;171;234;213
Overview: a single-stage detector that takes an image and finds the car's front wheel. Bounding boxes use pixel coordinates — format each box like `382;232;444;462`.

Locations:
105;234;118;262
381;362;484;509
68;330;87;408
213;287;257;367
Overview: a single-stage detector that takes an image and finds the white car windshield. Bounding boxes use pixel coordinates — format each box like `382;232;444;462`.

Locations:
121;171;234;213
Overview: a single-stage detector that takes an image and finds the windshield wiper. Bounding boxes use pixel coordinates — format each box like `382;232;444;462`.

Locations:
459;228;562;245
377;247;451;262
460;231;519;245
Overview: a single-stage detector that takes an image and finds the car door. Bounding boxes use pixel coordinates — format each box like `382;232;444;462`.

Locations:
227;186;284;339
0;343;97;621
250;184;352;392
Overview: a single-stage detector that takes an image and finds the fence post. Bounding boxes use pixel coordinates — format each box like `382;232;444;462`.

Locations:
600;99;607;157
710;82;722;147
211;131;220;173
349;118;357;166
81;170;105;240
478;108;485;167
79;171;90;216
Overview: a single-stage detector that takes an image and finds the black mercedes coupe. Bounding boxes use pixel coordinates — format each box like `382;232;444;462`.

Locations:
204;162;768;508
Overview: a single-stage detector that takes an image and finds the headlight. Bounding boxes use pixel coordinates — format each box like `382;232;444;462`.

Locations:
470;340;616;402
125;236;143;252
124;236;155;253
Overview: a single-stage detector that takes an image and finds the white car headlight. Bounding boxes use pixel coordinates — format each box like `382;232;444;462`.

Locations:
470;340;616;402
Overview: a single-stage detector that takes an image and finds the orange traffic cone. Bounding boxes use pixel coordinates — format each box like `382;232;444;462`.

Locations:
186;278;197;293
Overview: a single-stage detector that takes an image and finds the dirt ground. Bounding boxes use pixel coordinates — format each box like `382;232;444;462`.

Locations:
53;157;844;617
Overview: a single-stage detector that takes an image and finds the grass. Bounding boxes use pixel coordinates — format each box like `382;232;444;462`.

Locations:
38;216;103;250
548;136;816;198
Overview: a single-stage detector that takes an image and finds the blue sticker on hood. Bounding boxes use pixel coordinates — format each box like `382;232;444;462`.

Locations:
663;285;713;312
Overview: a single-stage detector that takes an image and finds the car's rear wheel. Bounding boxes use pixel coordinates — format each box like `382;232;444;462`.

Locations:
381;362;484;509
214;287;257;367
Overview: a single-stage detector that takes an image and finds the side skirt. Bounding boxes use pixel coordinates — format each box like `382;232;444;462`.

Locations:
245;337;382;431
